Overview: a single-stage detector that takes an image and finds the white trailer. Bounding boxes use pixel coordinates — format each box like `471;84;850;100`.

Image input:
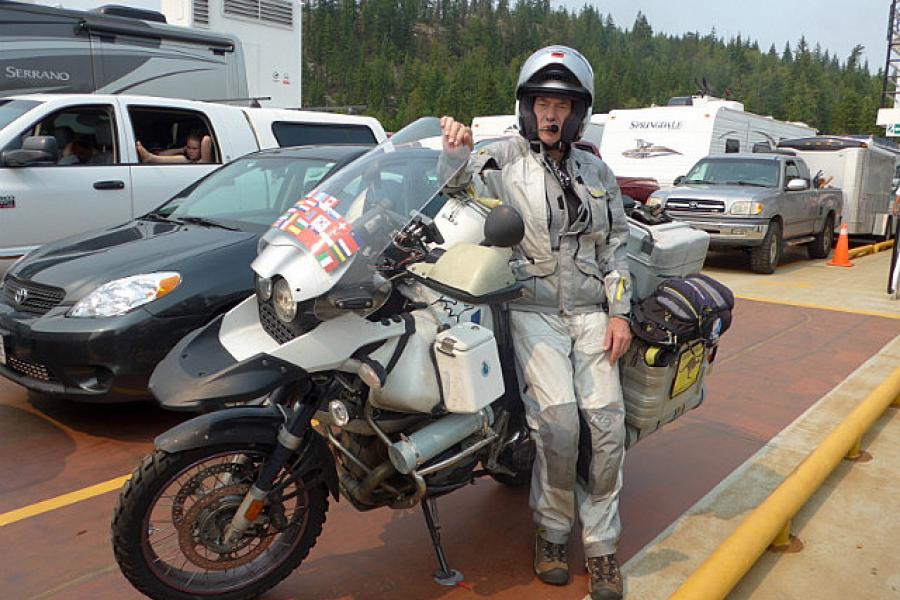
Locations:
778;136;898;237
160;0;302;108
471;113;607;148
599;95;816;187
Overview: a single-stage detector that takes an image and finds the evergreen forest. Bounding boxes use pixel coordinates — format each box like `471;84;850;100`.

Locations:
302;1;885;135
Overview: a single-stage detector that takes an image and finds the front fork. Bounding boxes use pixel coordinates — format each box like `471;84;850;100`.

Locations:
224;385;317;543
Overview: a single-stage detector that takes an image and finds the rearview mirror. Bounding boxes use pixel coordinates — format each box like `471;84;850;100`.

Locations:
786;178;808;191
1;135;59;167
673;175;685;186
483;204;524;247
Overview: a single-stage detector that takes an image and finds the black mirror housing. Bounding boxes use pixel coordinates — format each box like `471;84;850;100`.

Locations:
482;204;525;247
673;175;685;185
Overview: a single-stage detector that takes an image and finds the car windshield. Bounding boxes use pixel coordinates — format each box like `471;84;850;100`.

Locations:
150;155;343;230
684;159;778;187
0;99;40;130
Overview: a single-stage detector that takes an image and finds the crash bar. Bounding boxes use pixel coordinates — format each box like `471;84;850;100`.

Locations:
669;365;900;600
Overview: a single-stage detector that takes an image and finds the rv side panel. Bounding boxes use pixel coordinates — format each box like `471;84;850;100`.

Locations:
0;4;96;95
599;106;715;186
710;108;751;154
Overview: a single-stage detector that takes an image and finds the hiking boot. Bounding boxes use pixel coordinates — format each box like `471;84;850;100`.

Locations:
587;554;623;600
534;535;569;585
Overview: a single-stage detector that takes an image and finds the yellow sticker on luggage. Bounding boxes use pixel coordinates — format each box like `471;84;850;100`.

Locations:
671;342;704;398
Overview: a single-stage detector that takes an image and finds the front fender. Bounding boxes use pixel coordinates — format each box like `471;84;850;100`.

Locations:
150;314;307;411
155;405;339;499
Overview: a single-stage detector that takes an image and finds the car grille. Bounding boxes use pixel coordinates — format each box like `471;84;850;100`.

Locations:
259;301;295;345
665;198;726;214
6;355;56;382
2;277;66;316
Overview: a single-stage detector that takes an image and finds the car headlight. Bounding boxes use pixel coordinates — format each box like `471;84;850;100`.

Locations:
646;194;664;208
272;277;297;322
69;272;181;318
729;201;764;215
256;275;273;302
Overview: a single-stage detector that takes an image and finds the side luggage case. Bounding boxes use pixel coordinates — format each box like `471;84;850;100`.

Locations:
626;217;710;300
622;213;729;447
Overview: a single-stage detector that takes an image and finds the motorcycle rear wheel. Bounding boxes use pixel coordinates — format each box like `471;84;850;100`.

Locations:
112;444;328;600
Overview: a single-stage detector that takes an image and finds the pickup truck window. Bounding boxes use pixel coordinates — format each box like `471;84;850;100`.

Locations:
271;122;377;146
785;161;801;182
684;158;778;187
3;104;118;165
0;99;40;131
129;106;220;165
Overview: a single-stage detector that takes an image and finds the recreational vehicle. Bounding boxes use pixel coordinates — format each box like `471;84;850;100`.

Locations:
160;0;302;108
471;113;606;147
777;136;897;238
0;0;250;104
599;95;816;188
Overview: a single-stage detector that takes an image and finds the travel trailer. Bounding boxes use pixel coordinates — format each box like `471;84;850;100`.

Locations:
599;95;816;187
0;0;250;104
471;113;606;147
778;136;898;237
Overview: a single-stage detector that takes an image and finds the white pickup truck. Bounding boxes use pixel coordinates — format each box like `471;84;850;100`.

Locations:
0;93;386;268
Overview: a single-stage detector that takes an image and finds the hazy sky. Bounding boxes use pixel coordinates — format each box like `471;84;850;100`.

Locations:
552;0;890;71
47;0;894;72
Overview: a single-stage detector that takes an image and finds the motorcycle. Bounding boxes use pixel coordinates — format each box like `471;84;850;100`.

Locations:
111;118;538;600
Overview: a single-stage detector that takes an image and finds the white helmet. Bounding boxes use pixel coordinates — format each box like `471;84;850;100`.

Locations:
516;46;594;144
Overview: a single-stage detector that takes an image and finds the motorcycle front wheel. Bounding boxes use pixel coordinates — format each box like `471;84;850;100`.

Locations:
112;444;328;600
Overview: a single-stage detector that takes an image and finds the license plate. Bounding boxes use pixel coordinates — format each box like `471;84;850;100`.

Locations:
0;337;5;366
671;342;704;398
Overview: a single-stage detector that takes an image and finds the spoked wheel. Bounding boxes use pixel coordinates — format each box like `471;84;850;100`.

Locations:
112;445;328;600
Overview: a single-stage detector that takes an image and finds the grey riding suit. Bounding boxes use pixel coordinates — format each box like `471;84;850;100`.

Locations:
449;135;631;557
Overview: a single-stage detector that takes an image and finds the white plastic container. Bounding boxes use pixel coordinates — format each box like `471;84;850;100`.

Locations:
627;219;710;300
433;322;504;413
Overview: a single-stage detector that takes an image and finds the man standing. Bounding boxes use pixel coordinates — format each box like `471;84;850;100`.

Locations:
441;45;632;600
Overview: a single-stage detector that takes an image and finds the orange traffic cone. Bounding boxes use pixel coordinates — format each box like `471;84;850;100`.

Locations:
828;223;853;267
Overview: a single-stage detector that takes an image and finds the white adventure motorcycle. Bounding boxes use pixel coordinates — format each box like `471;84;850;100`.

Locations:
112;118;538;600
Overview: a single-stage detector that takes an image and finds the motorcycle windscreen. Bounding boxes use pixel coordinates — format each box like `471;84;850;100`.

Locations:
254;117;469;303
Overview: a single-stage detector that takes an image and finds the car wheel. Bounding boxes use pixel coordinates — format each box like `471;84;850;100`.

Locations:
807;213;834;259
750;219;782;274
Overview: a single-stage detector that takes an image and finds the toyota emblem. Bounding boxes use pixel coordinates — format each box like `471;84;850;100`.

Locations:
689;201;699;209
14;287;28;305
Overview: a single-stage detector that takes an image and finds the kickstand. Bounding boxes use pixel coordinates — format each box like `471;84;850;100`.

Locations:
420;496;464;586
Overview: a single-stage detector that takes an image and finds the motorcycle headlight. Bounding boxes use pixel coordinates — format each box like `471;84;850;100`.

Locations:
646;194;664;208
272;277;297;323
69;272;181;318
256;275;273;302
729;201;763;216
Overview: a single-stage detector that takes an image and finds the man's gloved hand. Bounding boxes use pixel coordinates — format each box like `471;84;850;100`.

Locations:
604;315;632;365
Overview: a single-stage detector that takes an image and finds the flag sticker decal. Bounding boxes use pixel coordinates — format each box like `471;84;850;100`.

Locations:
272;194;360;272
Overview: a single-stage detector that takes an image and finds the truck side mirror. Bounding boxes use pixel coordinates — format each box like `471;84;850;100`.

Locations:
786;178;808;191
1;135;59;167
673;175;685;185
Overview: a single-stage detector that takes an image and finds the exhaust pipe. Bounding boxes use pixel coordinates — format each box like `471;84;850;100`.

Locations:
388;408;493;474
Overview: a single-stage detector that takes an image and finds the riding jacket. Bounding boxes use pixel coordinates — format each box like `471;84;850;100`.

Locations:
449;136;632;317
